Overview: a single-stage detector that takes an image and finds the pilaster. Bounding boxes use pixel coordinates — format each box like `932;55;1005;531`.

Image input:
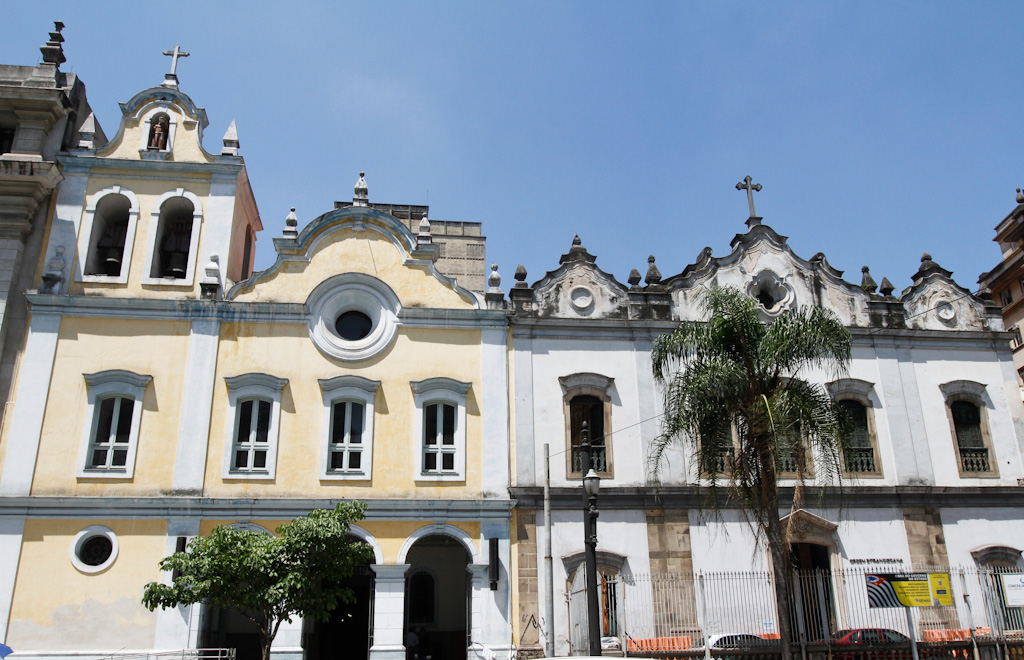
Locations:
38;168;88;295
369;564;409;660
0;311;61;495
171;319;220;494
153;518;201;649
0;517;26;643
482;327;510;497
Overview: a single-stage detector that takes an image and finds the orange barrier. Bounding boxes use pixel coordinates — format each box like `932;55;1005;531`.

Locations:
627;636;695;652
921;628;992;642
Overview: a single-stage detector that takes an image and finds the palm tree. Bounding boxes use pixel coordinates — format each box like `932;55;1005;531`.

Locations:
651;286;852;660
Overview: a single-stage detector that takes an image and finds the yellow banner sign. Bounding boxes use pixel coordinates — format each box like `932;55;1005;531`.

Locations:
865;572;953;608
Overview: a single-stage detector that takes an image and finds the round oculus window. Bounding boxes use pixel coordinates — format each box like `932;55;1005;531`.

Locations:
80;535;113;566
70;525;119;573
307;274;402;362
335;310;373;341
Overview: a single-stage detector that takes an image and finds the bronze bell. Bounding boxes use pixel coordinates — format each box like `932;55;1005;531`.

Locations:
102;248;122;276
165;250;188;278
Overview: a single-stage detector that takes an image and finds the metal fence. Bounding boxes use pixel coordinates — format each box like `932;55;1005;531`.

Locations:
567;566;1024;656
98;650;237;660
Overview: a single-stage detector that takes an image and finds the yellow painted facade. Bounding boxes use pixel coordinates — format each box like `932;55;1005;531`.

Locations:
30;318;191;496
0;72;511;660
7;519;166;650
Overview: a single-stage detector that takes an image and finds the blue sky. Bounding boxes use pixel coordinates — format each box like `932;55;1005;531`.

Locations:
5;3;1021;294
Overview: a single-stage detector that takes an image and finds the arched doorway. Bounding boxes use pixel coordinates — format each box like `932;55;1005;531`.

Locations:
303;557;375;660
791;542;836;642
405;534;470;660
199;605;262;660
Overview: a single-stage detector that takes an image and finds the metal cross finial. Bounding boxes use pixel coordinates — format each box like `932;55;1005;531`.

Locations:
162;45;190;76
735;175;762;218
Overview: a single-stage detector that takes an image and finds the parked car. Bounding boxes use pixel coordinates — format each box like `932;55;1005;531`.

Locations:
691;633;778;650
816;628;912;660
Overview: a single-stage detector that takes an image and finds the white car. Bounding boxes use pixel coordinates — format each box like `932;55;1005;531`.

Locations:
692;633;778;650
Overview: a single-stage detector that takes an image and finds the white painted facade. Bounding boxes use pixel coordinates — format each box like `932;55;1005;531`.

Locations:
509;224;1024;657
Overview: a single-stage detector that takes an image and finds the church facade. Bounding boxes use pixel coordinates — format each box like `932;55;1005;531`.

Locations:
508;214;1024;656
0;42;512;660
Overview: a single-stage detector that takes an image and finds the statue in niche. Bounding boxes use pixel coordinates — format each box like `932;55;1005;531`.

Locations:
148;115;169;150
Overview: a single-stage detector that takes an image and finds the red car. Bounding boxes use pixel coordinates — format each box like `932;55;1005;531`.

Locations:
823;629;912;660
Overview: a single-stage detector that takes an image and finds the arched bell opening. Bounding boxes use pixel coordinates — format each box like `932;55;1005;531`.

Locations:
151;196;195;279
84;193;131;277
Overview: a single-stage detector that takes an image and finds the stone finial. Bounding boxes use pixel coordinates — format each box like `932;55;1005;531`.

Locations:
487;264;502;293
911;251;952;284
879;277;895;298
417;215;432;245
628;269;642;288
861;266;877;294
514;264;528;288
645;255;662;285
221;120;239;156
200;254;221;300
353;172;369;207
283;207;298;238
1017;188;1024;205
204;254;220;280
77;112;97;149
572;234;582;247
40;21;66;67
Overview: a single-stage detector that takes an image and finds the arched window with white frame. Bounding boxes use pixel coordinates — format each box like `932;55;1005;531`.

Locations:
319;375;379;480
77;369;151;479
223;373;287;480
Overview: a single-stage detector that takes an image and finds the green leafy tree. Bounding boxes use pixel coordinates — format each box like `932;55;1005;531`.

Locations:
650;286;852;660
142;502;373;660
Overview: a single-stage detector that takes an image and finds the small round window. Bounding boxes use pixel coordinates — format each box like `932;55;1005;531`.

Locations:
70;525;119;573
335;310;373;341
80;535;113;566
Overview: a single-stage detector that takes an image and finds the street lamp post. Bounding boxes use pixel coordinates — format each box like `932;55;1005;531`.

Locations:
580;421;602;657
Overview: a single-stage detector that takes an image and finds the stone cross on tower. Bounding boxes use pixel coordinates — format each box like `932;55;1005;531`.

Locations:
161;45;190;87
735;175;763;226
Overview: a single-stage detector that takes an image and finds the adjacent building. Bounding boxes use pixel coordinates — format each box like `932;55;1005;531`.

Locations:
0;22;103;421
978;189;1024;393
508;214;1024;657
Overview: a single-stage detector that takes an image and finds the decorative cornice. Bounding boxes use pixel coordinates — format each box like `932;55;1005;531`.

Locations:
318;374;380;394
58;153;243;177
0;496;515;521
224;373;288;392
509;485;1024;510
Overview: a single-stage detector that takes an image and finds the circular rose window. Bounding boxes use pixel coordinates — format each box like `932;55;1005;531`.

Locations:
307;274;401;362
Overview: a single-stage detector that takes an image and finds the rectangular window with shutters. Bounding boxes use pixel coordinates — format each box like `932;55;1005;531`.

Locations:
78;370;151;479
88;396;135;470
423;402;457;474
318;375;378;480
411;378;470;482
223;373;288;480
233;398;272;472
328;400;365;473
